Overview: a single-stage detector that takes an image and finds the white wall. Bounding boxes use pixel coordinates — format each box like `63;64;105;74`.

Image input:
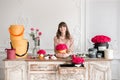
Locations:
86;0;119;59
86;0;120;79
0;0;82;52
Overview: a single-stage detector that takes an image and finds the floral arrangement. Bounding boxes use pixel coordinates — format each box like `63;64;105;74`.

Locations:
55;44;68;54
37;49;46;55
55;44;68;50
30;28;42;46
91;35;111;43
72;55;85;64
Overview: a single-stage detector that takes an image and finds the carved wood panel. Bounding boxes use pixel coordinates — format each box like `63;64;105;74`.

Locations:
29;73;56;80
5;61;27;80
59;67;86;80
88;61;111;80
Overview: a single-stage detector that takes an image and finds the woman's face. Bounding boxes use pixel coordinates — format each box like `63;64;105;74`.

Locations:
59;26;66;34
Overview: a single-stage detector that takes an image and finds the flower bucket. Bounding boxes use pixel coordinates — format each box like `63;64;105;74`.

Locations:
88;48;97;58
94;42;109;51
57;50;67;54
55;44;68;54
5;48;16;60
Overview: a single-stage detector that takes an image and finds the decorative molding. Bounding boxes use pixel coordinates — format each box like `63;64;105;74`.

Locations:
88;61;111;80
80;0;87;51
71;0;87;52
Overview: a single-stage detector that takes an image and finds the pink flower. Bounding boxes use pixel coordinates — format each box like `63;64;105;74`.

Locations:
38;32;42;36
72;55;85;64
36;28;39;32
29;27;42;46
37;49;46;55
91;35;111;43
30;28;34;31
55;44;68;50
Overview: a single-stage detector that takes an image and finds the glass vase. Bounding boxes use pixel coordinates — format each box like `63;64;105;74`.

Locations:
32;46;40;58
32;39;40;57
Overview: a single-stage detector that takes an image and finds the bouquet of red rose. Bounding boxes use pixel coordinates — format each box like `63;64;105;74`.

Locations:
37;49;46;55
55;44;68;54
72;55;85;64
37;49;46;59
91;35;111;43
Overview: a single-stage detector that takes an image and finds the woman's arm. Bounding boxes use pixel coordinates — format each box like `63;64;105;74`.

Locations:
67;37;74;54
54;36;58;53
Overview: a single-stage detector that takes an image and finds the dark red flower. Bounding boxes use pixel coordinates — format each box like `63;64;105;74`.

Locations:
72;55;85;64
91;35;111;43
37;49;46;55
55;44;68;50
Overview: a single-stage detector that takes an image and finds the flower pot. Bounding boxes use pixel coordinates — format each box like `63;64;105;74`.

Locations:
94;42;109;51
57;50;67;54
39;54;44;60
88;48;97;58
74;63;84;67
96;51;104;58
5;48;16;60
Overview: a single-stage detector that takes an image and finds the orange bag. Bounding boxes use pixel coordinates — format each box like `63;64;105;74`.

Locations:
9;25;28;59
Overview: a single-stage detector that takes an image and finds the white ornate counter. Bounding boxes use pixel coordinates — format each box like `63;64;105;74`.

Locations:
4;58;112;80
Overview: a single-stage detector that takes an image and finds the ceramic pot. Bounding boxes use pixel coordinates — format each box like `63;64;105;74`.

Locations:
5;48;16;60
94;42;109;51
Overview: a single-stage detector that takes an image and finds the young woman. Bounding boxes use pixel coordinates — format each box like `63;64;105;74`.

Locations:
54;22;74;58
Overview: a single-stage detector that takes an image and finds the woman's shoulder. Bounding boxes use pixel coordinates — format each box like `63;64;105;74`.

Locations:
70;36;73;40
54;36;58;41
54;36;57;39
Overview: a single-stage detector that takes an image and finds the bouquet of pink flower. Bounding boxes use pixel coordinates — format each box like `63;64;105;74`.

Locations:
30;28;42;46
91;35;111;43
55;44;68;54
72;55;85;64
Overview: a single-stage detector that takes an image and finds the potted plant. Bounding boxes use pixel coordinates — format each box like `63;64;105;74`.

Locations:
91;35;111;50
29;27;42;57
71;55;85;67
91;35;111;58
55;44;68;54
37;49;46;60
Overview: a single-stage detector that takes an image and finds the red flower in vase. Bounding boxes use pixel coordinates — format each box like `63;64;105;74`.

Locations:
91;35;111;43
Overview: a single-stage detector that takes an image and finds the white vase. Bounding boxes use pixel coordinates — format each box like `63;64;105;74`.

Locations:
104;49;113;59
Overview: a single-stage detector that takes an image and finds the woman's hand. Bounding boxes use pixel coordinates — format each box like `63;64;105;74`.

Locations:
56;53;63;58
63;53;70;58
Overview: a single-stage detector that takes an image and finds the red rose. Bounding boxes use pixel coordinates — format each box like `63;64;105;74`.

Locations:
37;49;46;55
91;35;111;43
55;44;68;50
72;55;85;64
